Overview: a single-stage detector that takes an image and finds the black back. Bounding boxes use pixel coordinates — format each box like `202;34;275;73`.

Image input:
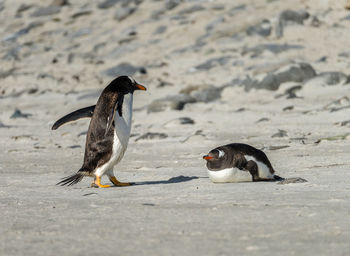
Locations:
206;143;275;173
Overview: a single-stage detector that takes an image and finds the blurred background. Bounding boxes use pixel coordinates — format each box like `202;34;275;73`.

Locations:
1;0;349;99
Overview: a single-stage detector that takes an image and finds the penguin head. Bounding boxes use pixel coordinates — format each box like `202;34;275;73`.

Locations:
109;76;147;94
203;148;229;170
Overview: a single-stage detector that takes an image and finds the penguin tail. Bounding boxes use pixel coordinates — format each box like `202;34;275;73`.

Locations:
56;168;89;186
273;175;284;181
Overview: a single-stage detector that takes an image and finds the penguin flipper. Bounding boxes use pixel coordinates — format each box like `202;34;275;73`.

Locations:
51;105;95;130
104;95;123;136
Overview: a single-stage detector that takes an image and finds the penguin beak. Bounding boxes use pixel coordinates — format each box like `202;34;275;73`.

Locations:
203;155;213;160
135;83;147;91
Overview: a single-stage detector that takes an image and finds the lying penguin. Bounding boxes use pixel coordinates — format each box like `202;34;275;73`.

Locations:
203;143;283;183
52;76;146;188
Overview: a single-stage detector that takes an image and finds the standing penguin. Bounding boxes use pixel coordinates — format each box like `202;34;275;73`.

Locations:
53;76;146;188
203;143;283;183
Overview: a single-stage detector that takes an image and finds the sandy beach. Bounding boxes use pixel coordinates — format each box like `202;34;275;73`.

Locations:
1;0;350;255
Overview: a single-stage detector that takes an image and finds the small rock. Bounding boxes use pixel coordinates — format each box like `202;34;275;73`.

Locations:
194;57;231;71
255;117;269;123
114;6;136;21
50;0;69;6
153;25;167;35
271;129;288;138
265;145;290;151
190;86;223;103
31;6;61;17
4;21;44;41
205;17;225;32
0;121;14;128
0;1;4;12
68;145;81;149
135;132;168;142
276;85;303;99
178;4;205;15
165;117;195;127
70;28;92;38
16;4;33;16
334;120;350;126
311;16;321;27
156;78;173;87
242;44;303;57
147;94;196;113
229;4;246;16
343;14;350;20
246;20;272;37
247;63;315;91
277;177;308;184
102;63;144;77
283;105;294;111
276;9;310;37
71;10;92;19
0;68;16;79
10;109;32;119
323;97;350;112
310;72;348;86
98;0;120;9
165;0;181;10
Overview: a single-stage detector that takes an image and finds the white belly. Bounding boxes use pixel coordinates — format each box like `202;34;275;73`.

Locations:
94;93;133;177
207;168;252;183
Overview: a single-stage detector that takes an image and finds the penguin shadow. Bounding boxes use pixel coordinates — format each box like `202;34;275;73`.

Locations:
133;175;206;186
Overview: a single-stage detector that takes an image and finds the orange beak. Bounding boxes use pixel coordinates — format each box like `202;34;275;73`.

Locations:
136;83;147;91
203;155;213;160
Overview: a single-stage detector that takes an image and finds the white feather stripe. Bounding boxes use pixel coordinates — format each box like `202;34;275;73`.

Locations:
244;155;273;179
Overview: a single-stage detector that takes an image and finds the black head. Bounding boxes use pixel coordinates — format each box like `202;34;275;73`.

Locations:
108;76;147;94
203;148;230;170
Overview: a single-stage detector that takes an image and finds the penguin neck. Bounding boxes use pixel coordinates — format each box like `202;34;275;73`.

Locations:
114;93;133;146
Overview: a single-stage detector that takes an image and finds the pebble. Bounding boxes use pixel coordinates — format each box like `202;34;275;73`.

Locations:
147;94;196;113
98;0;121;9
153;25;167;35
189;86;223;103
50;0;69;6
194;57;231;71
135;132;168;142
10;109;32;119
276;9;310;37
165;0;181;11
178;4;205;15
248;63;316;91
30;6;61;17
246;20;272;37
242;44;303;57
164;117;195;127
271;129;288;138
114;7;136;21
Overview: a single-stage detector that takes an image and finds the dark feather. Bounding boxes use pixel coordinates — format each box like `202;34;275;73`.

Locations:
52;105;95;130
56;168;89;186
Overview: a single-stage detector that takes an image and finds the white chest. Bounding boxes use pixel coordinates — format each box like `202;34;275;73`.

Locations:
207;168;252;183
110;93;133;165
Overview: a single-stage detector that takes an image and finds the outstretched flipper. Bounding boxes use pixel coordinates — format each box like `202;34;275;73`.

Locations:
51;105;95;130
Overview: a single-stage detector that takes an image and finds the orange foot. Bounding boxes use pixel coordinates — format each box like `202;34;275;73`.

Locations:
109;176;133;186
91;176;111;188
